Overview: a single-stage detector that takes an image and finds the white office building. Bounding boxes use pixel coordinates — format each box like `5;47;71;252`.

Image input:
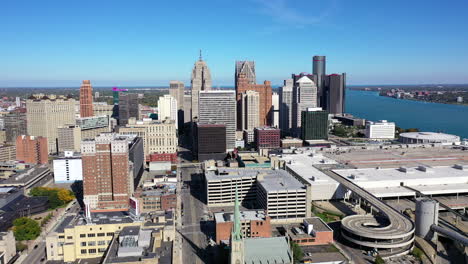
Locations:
53;151;83;183
272;92;279;128
365;120;395;139
158;95;178;129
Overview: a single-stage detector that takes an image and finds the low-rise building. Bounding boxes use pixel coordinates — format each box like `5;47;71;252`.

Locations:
53;151;83;183
0;231;16;264
281;137;303;148
0;145;15;162
283;217;333;246
365;120;395;140
254;127;280;150
16;135;48;164
0;165;52;192
215;210;271;244
134;186;176;213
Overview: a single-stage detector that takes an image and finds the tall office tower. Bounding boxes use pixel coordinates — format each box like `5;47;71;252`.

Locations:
169;81;185;127
313;56;326;107
198;91;236;151
235;61;256;88
190;53;212;120
301;108;329;140
4;108;27;144
79;80;94;118
292;76;318;134
236;74;272;128
157;95;178;129
118;93;140;126
240;91;260;131
82;133;144;212
57;125;82;152
118;118;178;162
325;73;346;115
279;79;293;133
183;94;192;125
194;123;226;161
272;92;279;128
16;135;48;164
26;95;76;153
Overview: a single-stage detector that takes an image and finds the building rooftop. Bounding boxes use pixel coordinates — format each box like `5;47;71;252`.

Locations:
244;236;292;264
214;210;267;223
0;165;50;186
400;132;460;142
258;169;305;193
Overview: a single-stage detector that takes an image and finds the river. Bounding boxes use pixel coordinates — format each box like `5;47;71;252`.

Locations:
345;89;468;139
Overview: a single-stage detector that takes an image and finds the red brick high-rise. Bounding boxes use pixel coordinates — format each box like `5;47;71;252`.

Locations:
16;135;48;164
80;80;94;118
235;74;272;129
81;134;139;212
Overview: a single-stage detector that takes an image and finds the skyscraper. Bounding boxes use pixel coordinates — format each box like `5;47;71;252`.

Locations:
313;56;326;107
236;74;272;128
118;93;139;126
26;95;76;153
301;108;329;140
292;75;318;134
279;79;293;133
325;73;346;115
271;92;279;128
190;53;212;120
169;80;185;127
240;91;260;131
157;95;178;129
82;133;143;212
4;108;27;144
79;80;94;118
198;90;236;151
235;61;256;88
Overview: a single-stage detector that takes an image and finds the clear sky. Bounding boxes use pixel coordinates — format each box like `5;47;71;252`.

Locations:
2;0;468;87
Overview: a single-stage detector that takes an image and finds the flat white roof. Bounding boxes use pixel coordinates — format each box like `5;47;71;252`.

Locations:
281;152;338;186
400;132;460;141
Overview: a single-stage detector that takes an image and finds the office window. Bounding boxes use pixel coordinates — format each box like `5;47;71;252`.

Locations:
98;240;106;245
106;232;114;236
67;236;73;239
88;241;96;246
87;233;96;237
80;234;86;238
88;249;96;254
81;242;86;246
97;233;105;237
81;249;86;254
58;235;65;239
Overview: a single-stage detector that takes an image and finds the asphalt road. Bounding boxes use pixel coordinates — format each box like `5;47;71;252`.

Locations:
179;165;212;264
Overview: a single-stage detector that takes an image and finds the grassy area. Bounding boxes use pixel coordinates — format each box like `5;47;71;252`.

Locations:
325;244;340;252
312;205;344;223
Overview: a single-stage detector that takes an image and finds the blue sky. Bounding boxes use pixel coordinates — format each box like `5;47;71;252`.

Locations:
2;0;468;87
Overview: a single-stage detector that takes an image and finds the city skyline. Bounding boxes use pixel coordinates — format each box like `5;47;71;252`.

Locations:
2;0;468;87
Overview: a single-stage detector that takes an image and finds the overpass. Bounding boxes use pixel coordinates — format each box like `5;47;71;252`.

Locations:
324;170;415;258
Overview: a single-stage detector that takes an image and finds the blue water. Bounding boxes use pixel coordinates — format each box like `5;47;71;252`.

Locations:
345;90;468;139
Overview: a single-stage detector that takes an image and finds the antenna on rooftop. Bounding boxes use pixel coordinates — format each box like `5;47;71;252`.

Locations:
199;49;203;61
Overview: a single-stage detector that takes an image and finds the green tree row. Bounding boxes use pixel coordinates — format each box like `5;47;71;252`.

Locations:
30;187;75;209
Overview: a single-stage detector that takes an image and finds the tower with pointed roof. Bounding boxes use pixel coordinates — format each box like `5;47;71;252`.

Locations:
230;187;245;264
190;51;212;121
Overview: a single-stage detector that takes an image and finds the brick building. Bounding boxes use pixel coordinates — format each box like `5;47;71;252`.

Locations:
285;217;333;246
81;133;143;212
236;74;272;128
15;135;48;164
254;127;280;150
79;80;94;118
214;210;271;244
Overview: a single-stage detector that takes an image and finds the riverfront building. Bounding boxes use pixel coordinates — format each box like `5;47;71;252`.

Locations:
365;120;395;140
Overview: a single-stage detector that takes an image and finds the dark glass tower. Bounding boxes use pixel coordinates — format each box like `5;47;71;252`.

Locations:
313;56;326;108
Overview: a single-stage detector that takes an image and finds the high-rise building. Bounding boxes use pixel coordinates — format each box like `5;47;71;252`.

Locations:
194;123;226;161
81;133;143;212
57;125;82;152
272;92;279;128
53;151;82;183
79;80;94;118
76;115;111;140
118;93;139;126
325;73;346;115
190;53;212;120
279;79;294;133
301;108;329;140
198;91;236;151
4;108;27;144
240;91;260;131
26;95;76;153
169;80;185;128
235;61;256;87
16;135;48;164
93;102;114;117
157;95;178;129
236;74;272;128
117;118;178;161
313;56;326;106
15;97;21;107
292;75;318;134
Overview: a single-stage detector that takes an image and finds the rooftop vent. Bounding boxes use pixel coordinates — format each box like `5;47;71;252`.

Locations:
399;167;415;173
417;166;434;173
454;164;468;171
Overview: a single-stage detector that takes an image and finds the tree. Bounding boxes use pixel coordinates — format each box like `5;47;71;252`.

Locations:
374;255;385;264
13;217;41;241
291;242;304;264
411;247;423;260
57;189;75;203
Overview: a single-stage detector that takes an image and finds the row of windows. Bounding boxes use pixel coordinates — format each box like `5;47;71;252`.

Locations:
80;248;107;254
79;232;113;238
81;240;110;246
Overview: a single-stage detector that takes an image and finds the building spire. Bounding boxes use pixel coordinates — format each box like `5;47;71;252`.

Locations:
232;186;242;241
199;49;202;61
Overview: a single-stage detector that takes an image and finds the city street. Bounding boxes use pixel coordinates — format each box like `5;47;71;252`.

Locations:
178;164;213;264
